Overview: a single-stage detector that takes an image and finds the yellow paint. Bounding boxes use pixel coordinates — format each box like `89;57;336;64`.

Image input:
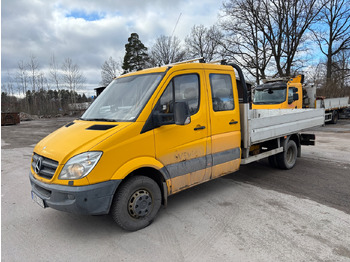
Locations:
31;63;243;195
212;159;241;179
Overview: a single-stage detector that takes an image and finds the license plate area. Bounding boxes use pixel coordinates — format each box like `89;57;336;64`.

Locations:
31;191;46;208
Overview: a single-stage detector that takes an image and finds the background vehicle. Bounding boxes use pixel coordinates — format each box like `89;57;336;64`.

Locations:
30;59;324;231
252;75;349;124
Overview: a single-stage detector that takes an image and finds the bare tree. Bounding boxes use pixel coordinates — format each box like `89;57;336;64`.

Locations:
221;0;272;84
61;58;86;103
100;56;120;86
36;72;49;91
185;24;223;62
49;54;61;90
149;35;187;66
332;49;350;96
312;0;350;87
256;0;324;76
16;60;29;95
4;71;15;96
27;54;39;92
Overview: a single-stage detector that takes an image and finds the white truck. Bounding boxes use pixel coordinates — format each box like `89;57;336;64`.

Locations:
303;85;349;124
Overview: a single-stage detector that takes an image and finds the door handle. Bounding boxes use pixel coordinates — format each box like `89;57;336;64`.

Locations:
194;125;206;131
229;121;238;125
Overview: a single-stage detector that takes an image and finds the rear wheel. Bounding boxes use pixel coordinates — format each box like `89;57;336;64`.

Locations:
111;176;161;231
330;110;338;124
276;140;297;170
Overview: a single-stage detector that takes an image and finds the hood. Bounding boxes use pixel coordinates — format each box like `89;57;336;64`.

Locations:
34;120;132;164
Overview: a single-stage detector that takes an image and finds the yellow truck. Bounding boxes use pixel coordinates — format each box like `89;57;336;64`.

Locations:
252;75;303;110
252;75;350;124
30;60;324;231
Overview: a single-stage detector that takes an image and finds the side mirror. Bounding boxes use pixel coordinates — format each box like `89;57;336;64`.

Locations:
293;93;299;101
288;96;293;104
288;93;299;104
174;102;191;125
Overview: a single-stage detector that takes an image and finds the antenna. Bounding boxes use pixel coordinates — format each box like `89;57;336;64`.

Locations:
171;13;182;40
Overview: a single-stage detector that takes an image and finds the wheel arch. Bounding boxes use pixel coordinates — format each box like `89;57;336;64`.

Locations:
111;157;170;206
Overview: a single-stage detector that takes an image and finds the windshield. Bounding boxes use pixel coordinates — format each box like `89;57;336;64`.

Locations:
253;88;287;104
82;73;164;122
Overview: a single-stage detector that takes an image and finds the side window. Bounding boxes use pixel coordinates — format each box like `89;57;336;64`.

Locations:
158;74;200;117
210;74;234;111
159;81;173;114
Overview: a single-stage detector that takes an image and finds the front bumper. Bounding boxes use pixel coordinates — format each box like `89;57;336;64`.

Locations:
29;172;122;215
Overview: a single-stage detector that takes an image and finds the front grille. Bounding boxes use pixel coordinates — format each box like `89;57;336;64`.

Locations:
32;153;59;180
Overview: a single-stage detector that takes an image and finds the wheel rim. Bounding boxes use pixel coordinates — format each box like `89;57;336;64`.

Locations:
286;146;295;164
128;189;153;219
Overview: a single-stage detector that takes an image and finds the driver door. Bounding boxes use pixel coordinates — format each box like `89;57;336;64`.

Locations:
153;69;210;194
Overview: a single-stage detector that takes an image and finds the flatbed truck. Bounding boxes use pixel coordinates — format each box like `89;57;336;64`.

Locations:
29;60;324;231
252;75;349;124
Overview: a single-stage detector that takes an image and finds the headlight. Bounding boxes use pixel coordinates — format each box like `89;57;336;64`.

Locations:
58;151;102;180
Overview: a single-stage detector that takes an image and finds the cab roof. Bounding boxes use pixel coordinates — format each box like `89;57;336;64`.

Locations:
120;62;236;78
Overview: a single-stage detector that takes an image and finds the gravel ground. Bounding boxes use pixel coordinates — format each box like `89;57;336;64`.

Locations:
1;118;350;262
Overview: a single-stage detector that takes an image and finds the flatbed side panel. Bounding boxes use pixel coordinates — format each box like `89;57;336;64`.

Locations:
316;97;350;110
249;109;324;144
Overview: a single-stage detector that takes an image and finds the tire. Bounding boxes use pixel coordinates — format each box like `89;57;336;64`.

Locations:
111;176;161;231
276;140;297;170
268;155;278;168
330;110;338;124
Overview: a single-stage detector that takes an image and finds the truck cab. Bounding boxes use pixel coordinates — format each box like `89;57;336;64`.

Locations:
252;75;303;109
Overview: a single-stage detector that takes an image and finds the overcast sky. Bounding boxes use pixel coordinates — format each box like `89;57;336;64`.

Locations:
1;0;222;96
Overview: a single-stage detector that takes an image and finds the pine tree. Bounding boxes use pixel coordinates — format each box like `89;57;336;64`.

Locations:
122;33;149;74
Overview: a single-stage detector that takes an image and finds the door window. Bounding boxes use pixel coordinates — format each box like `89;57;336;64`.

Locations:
210;74;234;111
157;74;200;120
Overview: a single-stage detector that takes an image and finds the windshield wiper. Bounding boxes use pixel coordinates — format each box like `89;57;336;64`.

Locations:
80;117;117;122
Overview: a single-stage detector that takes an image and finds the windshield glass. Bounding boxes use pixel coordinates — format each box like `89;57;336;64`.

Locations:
82;73;164;122
253;88;287;104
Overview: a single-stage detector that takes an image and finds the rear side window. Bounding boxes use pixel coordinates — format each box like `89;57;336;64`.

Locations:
210;74;234;111
158;74;200;116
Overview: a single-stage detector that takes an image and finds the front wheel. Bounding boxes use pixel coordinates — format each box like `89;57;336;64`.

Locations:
111;176;161;231
276;140;297;170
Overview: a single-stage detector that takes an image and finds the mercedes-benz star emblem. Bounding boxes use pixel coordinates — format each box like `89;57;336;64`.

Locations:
35;158;43;174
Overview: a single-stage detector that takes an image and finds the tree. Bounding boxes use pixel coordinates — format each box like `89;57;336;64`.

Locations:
149;35;187;66
36;72;49;91
100;56;120;86
16;60;28;95
185;25;223;62
122;33;149;74
61;58;86;103
222;0;324;78
221;0;272;84
256;0;324;76
330;49;350;96
49;54;61;90
27;54;39;92
312;0;350;87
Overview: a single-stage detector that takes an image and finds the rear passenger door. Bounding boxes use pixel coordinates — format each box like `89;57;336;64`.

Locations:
153;70;210;194
206;70;241;178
